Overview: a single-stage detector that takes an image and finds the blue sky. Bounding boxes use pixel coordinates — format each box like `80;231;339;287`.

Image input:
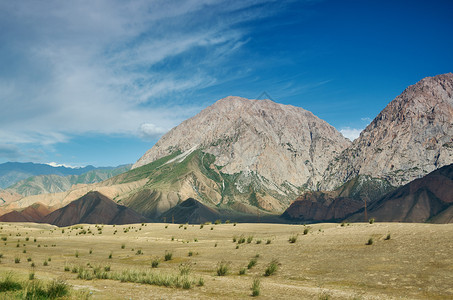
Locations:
0;0;452;167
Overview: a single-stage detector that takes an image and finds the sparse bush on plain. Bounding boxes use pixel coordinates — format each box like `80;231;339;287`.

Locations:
151;259;159;268
247;258;257;269
303;228;309;235
216;261;230;276
266;239;272;244
121;243;125;249
369;218;375;224
164;251;173;261
75;251;79;258
385;233;391;240
247;236;254;243
251;277;260;296
366;238;373;245
264;259;279;276
289;234;298;243
14;257;20;264
0;274;22;292
214;219;221;225
239;268;246;275
179;262;192;276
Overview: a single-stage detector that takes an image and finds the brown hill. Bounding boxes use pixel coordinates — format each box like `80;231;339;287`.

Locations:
41;191;148;227
349;163;453;223
321;73;453;190
281;175;394;222
0;202;51;223
159;198;221;224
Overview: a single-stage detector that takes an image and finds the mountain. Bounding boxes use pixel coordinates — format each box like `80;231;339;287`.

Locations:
6;164;131;196
125;96;350;218
321;73;453;190
0;162;101;189
349;163;453;223
0;202;52;222
281;175;394;222
41;191;148;227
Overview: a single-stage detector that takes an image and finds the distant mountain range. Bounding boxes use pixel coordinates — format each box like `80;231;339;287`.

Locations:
6;164;131;196
0;162;97;189
0;73;452;225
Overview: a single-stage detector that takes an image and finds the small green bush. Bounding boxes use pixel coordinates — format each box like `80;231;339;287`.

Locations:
266;239;272;244
247;258;257;269
289;234;298;243
164;251;173;261
303;228;309;235
14;257;20;264
264;259;279;276
385;233;391;240
247;236;254;243
239;268;246;275
151;259;159;268
216;261;230;276
251;278;260;296
0;274;22;292
366;238;373;245
369;218;375;224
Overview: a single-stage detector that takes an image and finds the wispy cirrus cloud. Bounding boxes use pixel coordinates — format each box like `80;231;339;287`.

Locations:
0;0;296;159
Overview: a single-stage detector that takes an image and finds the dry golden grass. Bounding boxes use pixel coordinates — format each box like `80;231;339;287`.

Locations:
0;221;452;299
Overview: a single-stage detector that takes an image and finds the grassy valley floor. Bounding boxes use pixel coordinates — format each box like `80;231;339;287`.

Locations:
0;222;452;299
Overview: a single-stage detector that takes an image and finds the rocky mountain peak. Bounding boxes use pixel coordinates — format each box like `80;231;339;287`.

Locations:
133;96;351;188
321;73;453;190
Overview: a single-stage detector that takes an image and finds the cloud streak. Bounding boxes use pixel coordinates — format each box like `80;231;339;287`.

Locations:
0;0;291;155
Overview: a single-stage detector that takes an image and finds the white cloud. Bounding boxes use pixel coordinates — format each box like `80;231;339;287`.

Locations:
139;123;169;140
340;127;363;141
0;0;284;149
46;162;81;169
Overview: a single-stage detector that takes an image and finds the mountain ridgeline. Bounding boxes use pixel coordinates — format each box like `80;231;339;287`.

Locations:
1;73;452;224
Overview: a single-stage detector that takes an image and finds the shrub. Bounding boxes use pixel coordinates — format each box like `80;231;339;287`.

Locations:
385;233;391;240
64;265;70;272
47;279;69;298
23;249;27;253
238;235;246;244
366;238;373;245
0;253;3;258
164;251;173;261
369;218;375;224
251;278;260;296
89;248;93;254
14;257;20;264
121;243;125;249
108;252;113;259
43;260;48;266
151;259;159;268
136;249;143;255
255;239;262;244
232;236;237;243
214;219;221;225
200;224;204;229
0;273;22;292
75;251;79;258
247;258;257;269
216;261;230;276
188;251;193;257
239;268;246;275
28;272;35;280
264;259;279;276
1;237;7;241
104;265;111;272
179;263;192;276
247;236;254;243
266;239;272;244
289;234;298;243
197;277;204;286
303;228;309;235
27;257;32;262
47;257;51;262
211;227;214;230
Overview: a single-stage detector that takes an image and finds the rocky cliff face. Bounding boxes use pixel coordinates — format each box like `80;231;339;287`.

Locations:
321;73;453;190
134;96;351;189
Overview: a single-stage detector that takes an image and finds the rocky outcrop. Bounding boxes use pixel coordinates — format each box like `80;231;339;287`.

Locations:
133;96;350;189
321;73;453;190
41;191;148;226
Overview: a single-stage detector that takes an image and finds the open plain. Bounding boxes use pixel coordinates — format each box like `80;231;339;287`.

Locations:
0;221;452;299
